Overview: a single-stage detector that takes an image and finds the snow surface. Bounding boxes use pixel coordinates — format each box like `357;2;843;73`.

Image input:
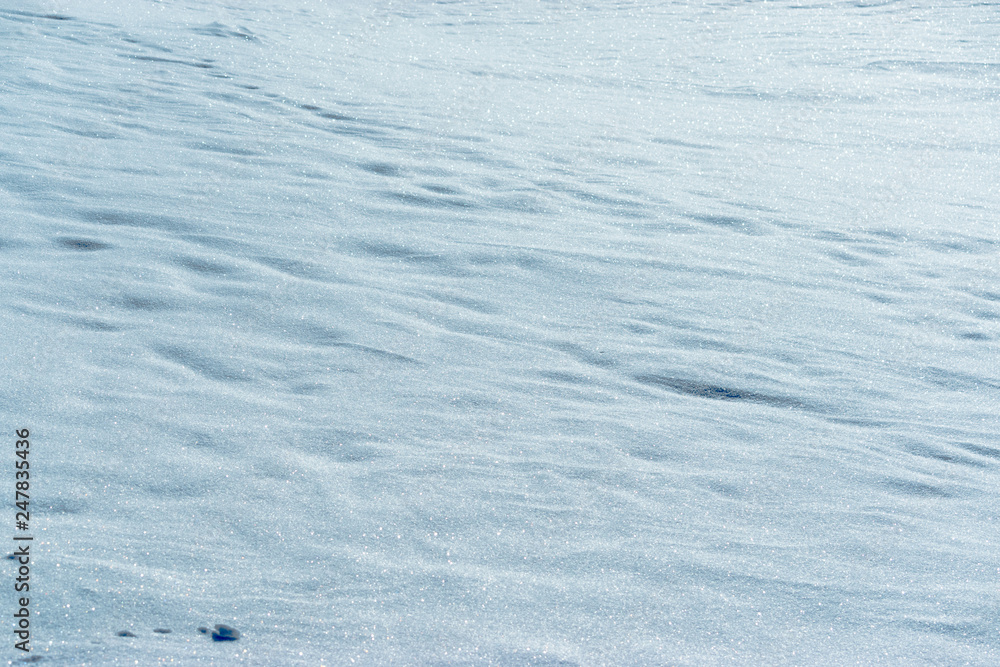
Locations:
2;0;999;664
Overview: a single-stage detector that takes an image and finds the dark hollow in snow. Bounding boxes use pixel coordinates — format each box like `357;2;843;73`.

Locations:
153;628;172;633
211;624;241;641
634;374;809;409
116;631;137;637
56;237;112;252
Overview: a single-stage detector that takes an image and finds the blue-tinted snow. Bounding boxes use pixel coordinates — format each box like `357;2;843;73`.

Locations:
2;0;999;664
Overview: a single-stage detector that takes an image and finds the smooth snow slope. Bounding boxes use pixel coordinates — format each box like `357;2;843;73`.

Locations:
2;0;999;664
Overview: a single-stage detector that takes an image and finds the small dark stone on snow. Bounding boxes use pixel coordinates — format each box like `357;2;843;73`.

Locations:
116;631;137;637
153;628;172;633
211;624;241;641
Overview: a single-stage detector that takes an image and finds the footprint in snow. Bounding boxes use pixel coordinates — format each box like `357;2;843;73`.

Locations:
198;624;241;641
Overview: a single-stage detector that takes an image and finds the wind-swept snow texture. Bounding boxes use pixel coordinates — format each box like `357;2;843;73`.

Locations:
2;0;999;664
